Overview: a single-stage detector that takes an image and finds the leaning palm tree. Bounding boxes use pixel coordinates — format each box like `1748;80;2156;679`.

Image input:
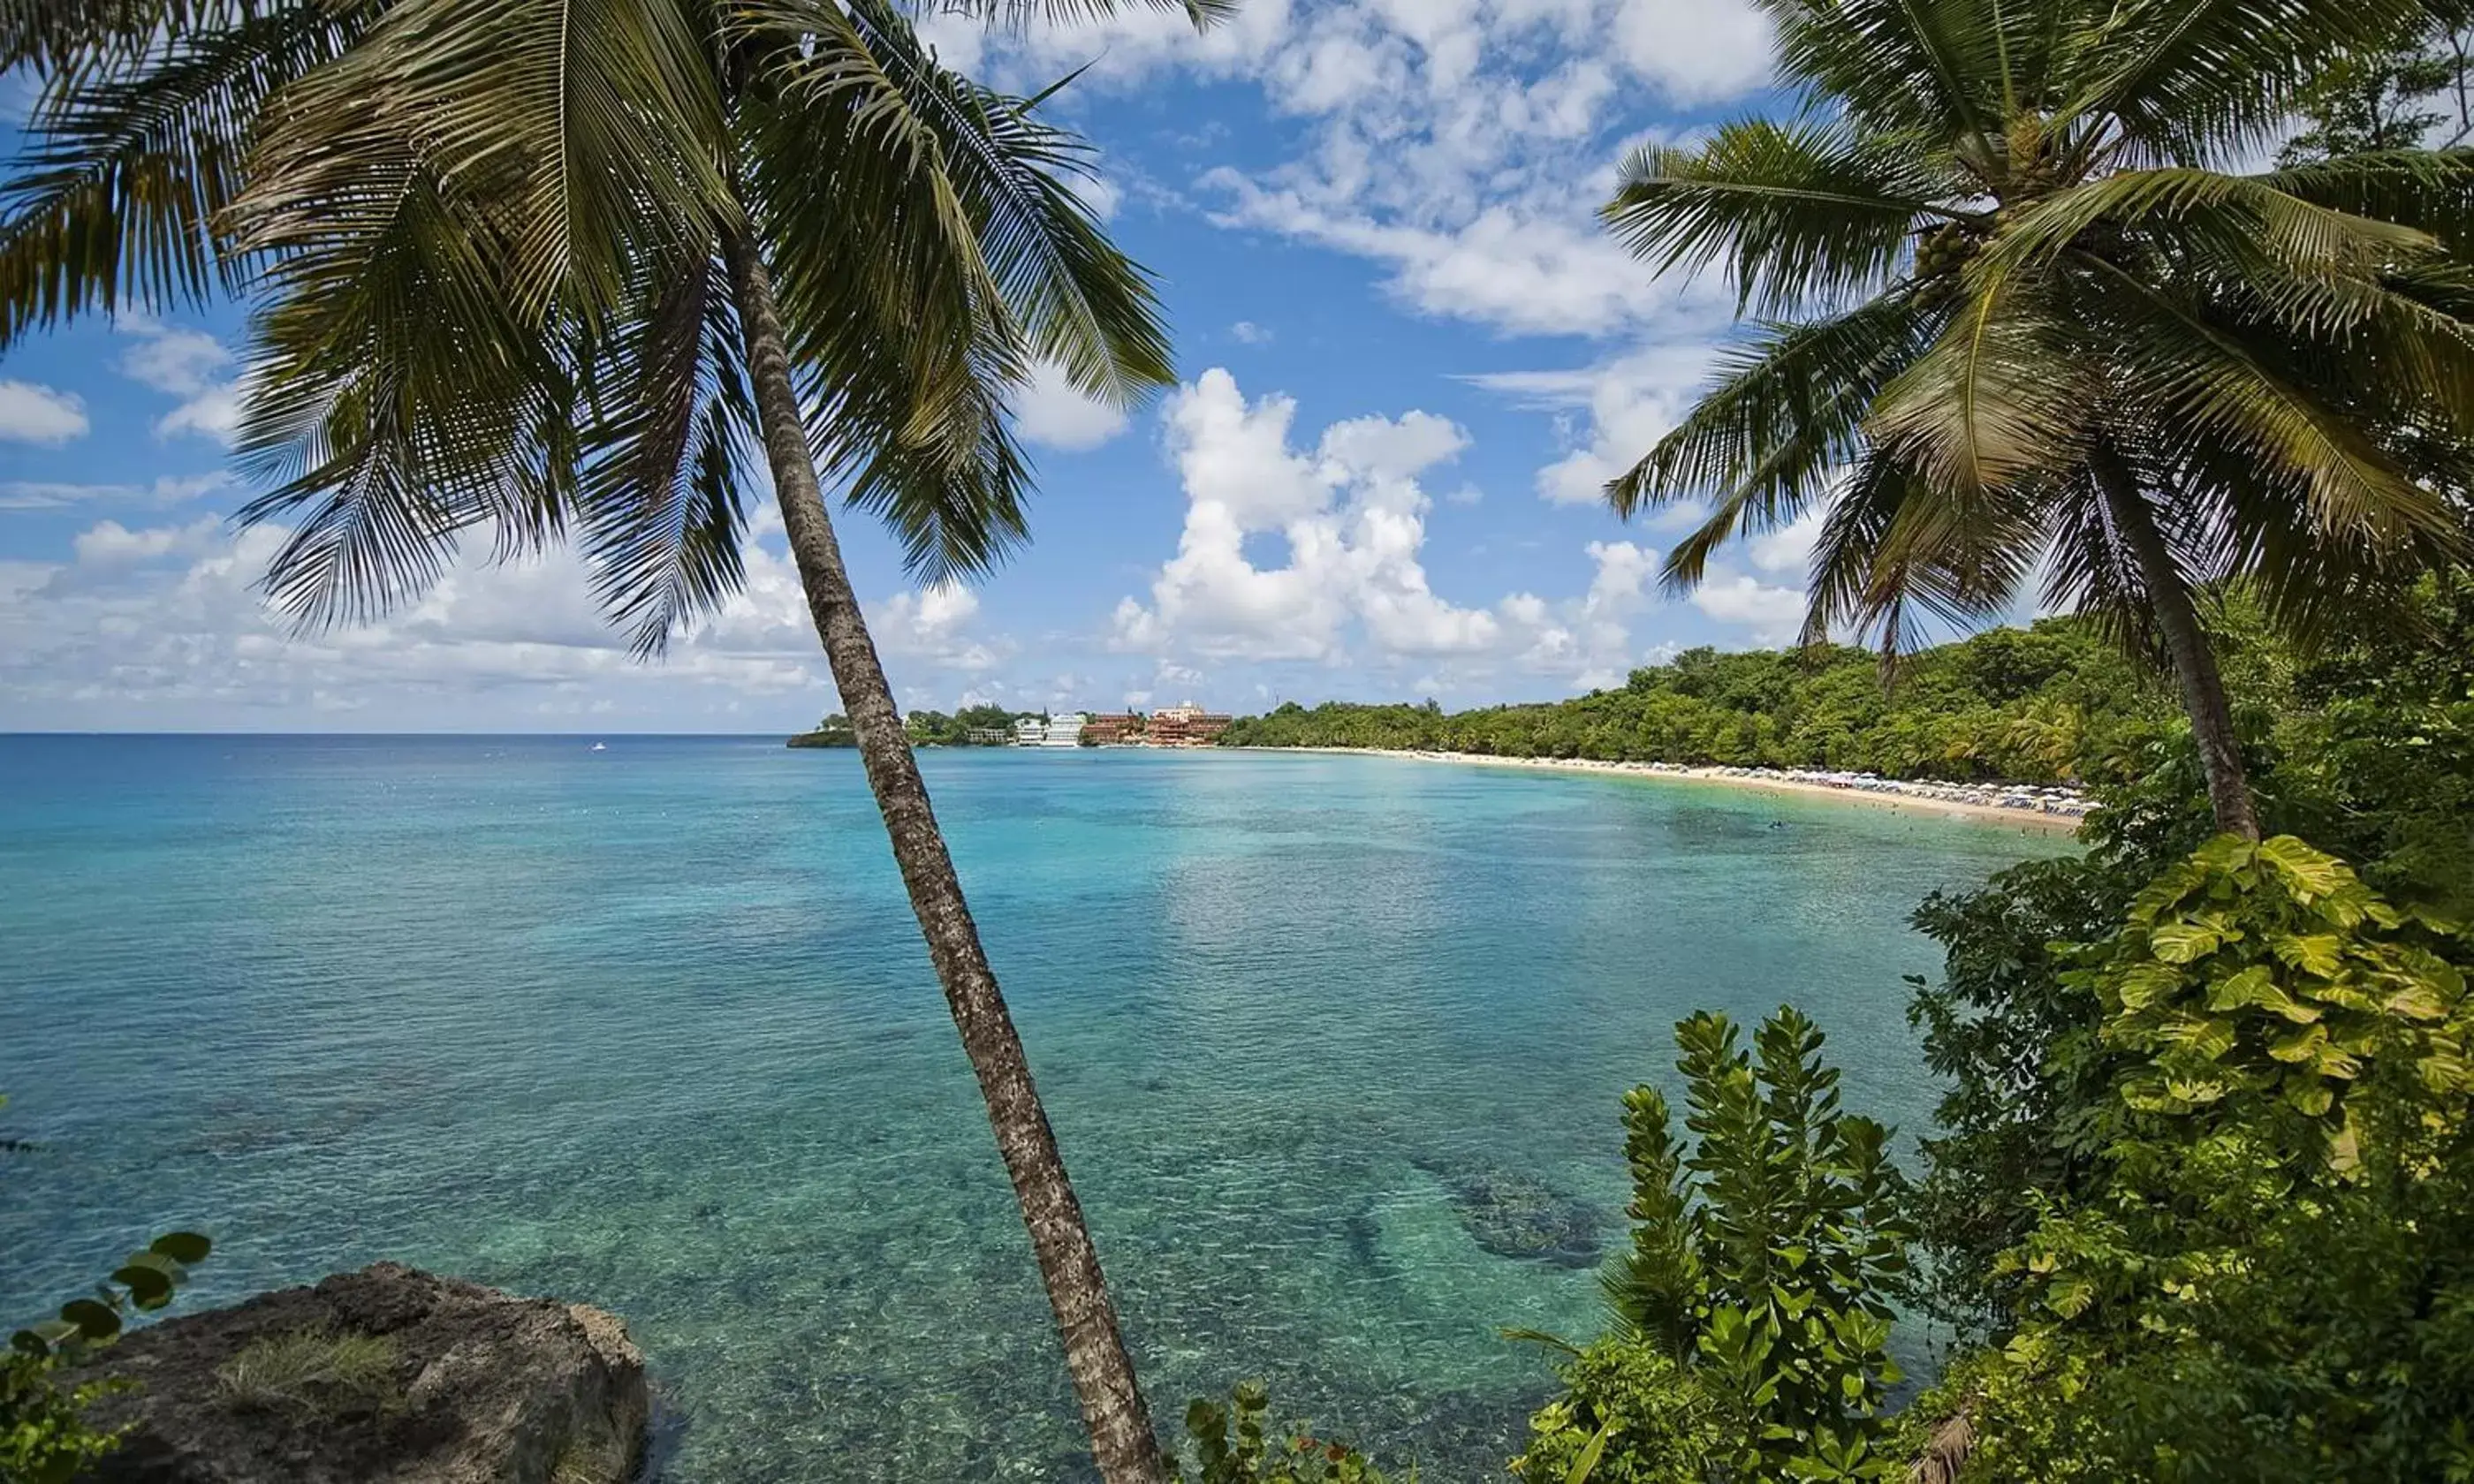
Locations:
1;3;1224;1478
1602;0;2474;838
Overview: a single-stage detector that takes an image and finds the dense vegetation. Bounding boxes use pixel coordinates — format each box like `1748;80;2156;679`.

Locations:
793;707;1054;746
1221;620;2167;785
907;705;1038;746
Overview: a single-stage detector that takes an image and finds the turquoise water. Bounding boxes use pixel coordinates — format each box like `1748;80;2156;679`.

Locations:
0;737;2060;1480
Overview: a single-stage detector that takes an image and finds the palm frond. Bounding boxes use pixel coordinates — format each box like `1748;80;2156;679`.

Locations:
1799;446;2043;657
739;0;1169;580
2081;249;2462;548
576;248;763;656
1754;0;2018;140
1868;266;2093;497
2059;0;2427;163
243;0;727;329
1984;166;2439;287
1603;116;1959;316
915;0;1236;26
1609;290;1938;534
2258;148;2474;251
0;0;358;348
231;137;578;628
846;0;1171;404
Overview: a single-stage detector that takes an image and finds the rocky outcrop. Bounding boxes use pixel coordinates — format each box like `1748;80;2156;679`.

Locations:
69;1262;648;1484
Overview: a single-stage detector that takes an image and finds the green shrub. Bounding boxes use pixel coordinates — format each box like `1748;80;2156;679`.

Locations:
1507;1337;1724;1484
1;1351;129;1484
1518;1008;1916;1483
1168;1382;1405;1484
1956;837;2474;1480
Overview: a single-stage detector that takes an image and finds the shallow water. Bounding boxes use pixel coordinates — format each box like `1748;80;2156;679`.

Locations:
0;737;2063;1479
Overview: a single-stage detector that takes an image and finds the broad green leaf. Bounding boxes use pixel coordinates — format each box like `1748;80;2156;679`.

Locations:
2258;836;2349;900
2150;921;2222;964
150;1231;212;1264
1565;1415;1614;1484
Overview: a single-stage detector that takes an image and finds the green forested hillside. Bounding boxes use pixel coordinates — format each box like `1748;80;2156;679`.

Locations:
1219;620;2170;785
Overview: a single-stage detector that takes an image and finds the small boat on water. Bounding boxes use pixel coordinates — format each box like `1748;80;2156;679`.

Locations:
590;742;607;752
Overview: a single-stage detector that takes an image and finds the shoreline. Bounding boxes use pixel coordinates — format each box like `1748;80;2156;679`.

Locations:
1235;746;2091;834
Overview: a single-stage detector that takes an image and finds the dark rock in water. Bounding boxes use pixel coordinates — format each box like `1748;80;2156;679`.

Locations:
1343;1208;1385;1272
1419;1159;1605;1268
69;1261;649;1483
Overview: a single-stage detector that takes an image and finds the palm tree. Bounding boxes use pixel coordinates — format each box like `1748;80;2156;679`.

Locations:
1600;0;2474;838
1;3;1225;1478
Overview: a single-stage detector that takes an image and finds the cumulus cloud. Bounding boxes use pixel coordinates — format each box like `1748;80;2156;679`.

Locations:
0;381;89;444
1745;507;1825;577
1230;320;1272;344
1690;565;1806;644
1112;368;1657;690
875;581;1007;674
1112;367;1491;662
1466;343;1722;511
118;321;243;443
1012;362;1133;451
1610;0;1772;102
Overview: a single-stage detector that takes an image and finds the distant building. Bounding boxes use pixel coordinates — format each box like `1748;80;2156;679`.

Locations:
1150;702;1232;747
1043;713;1089;747
1013;716;1047;746
1083;713;1141;745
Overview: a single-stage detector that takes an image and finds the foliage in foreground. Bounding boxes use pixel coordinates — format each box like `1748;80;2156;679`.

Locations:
1222;621;2164;785
1926;836;2474;1480
1907;574;2474;1331
1168;1382;1402;1484
1513;1009;1915;1484
1;1187;212;1484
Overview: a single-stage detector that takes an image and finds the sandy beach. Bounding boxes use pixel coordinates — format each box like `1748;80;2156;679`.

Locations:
1246;746;2091;834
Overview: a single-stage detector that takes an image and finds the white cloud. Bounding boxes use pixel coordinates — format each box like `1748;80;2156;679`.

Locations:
1318;407;1468;480
0;381;88;444
1231;320;1272;344
1690;565;1805;644
72;517;224;566
1468;342;1721;511
1611;0;1772;102
1745;507;1825;577
0;473;232;511
118;321;243;443
1012;362;1133;451
1069;169;1123;220
952;1;1766;344
1112;368;1492;662
938;0;1300;90
1112;368;1658;690
0;513;857;730
875;581;1006;673
156;386;243;443
1206;178;1711;339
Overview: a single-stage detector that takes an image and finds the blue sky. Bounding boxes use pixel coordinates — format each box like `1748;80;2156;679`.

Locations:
0;0;1832;732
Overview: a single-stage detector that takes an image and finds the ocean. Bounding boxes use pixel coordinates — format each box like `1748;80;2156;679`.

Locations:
0;736;2062;1480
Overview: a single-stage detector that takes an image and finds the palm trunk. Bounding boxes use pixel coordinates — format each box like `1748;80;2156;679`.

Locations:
723;230;1168;1484
2090;447;2262;840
